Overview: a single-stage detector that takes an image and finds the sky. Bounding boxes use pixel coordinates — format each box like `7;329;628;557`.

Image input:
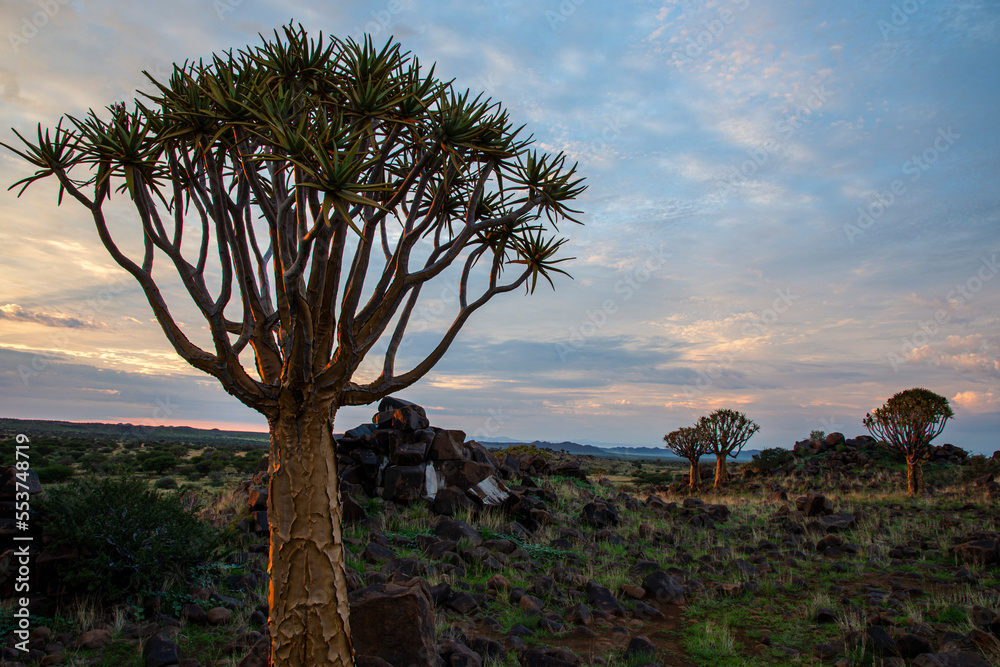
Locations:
0;0;998;453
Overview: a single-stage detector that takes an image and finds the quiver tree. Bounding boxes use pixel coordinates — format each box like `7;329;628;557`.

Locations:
863;387;953;495
663;425;709;491
697;409;760;488
3;25;584;666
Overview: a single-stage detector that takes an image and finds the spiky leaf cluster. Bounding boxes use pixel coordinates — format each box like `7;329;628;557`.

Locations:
3;24;586;416
697;409;760;459
663;425;710;462
863;387;953;458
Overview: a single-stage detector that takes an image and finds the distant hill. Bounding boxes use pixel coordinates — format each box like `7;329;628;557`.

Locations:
0;418;269;449
480;439;760;462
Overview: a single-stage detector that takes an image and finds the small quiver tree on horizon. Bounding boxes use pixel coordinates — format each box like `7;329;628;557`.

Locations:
2;25;585;666
698;409;760;488
863;387;953;495
663;425;710;492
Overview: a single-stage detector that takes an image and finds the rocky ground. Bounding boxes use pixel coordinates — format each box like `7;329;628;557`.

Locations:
3;404;1000;667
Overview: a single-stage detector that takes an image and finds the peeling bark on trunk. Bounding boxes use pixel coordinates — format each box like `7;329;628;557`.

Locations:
689;460;699;492
714;455;728;488
267;399;353;667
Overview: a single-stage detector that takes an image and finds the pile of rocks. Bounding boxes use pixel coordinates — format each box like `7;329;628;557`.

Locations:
792;432;969;469
236;397;591;534
335;397;513;511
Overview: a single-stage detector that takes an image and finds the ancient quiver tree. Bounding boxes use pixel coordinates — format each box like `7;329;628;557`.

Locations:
663;425;710;491
863;387;953;495
697;409;760;488
3;24;585;666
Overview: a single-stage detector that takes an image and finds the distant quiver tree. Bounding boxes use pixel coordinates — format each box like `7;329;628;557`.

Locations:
698;409;760;488
863;387;953;495
663;425;709;492
2;25;585;666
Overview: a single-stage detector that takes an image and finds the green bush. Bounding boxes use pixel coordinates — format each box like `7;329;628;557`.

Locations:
141;454;177;474
36;464;75;483
37;474;215;601
154;477;178;489
746;448;795;474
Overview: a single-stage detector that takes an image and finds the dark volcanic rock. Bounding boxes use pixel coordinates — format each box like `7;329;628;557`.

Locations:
580;501;620;528
349;580;438;667
434;518;484;547
641;571;685;604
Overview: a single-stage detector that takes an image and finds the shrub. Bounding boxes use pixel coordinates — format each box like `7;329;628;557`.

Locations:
37;474;215;601
496;444;552;460
140;454;177;474
36;464;75;483
746;448;794;474
154;477;178;489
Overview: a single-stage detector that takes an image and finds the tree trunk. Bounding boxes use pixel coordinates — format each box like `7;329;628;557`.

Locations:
267;398;353;667
689;459;699;492
714;454;728;488
906;453;924;495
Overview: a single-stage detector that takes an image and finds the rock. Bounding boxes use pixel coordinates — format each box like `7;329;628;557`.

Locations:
248;487;268;511
440;639;482;667
580;501;620;528
469;637;506;663
466;476;510;507
206;607;232;625
796;492;833;517
912;652;992;667
864;625;899;657
181;604;209;625
434;518;484;547
430;430;467;461
625;636;657;660
349;581;438;667
0;466;42;496
585;580;623;615
382;465;431;503
74;629;112;650
641;571;685;604
564;603;592;626
520;647;581;666
950;533;1000;565
391;441;429;466
143;632;180;667
342;492;368;523
432;486;479;516
896;633;933;659
436;461;496;490
236;636;269;667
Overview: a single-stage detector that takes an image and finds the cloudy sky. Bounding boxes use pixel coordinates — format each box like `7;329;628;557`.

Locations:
1;0;998;453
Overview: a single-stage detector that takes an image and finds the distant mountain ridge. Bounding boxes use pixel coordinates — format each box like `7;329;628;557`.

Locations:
0;417;269;448
481;438;761;461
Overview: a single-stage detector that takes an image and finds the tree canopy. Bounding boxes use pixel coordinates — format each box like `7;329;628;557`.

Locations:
3;24;586;417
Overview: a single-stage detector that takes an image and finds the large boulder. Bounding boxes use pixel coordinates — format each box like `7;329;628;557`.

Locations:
429;429;466;461
641;571;685;604
349;580;437;667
